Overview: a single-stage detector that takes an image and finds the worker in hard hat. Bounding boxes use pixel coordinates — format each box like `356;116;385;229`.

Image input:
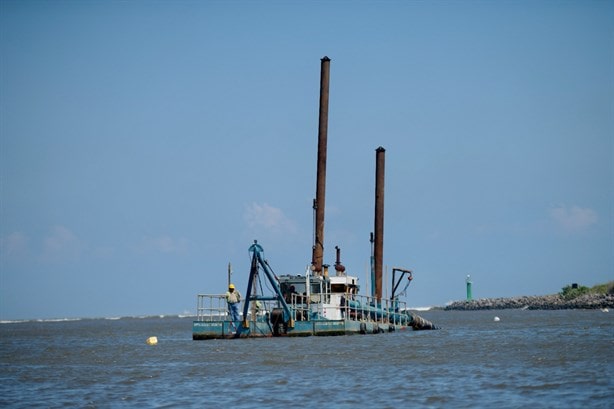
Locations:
225;284;241;322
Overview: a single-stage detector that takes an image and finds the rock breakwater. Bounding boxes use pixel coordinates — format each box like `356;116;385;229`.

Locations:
444;293;614;311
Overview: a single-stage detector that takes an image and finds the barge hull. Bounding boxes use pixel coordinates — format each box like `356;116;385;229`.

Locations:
192;319;408;340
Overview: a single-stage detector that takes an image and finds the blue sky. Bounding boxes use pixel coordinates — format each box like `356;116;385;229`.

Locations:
1;0;612;320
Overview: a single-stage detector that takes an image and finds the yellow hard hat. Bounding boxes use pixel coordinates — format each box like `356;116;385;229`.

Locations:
229;284;235;289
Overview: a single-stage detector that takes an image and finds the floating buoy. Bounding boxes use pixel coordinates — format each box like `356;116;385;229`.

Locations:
493;316;500;322
146;336;158;345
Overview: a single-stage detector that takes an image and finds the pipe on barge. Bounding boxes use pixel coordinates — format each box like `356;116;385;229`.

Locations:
346;299;438;330
312;56;331;277
374;146;385;300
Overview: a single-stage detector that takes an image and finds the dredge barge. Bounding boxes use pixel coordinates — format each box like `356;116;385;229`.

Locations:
192;57;437;340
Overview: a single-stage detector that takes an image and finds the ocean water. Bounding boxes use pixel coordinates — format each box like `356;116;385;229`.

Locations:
1;310;612;408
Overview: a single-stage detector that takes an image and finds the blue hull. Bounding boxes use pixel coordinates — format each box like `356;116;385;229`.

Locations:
192;319;408;340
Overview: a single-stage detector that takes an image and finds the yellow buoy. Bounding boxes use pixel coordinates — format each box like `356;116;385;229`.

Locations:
146;336;158;345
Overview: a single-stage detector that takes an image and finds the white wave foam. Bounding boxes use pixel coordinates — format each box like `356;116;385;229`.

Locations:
2;313;191;324
2;317;83;324
0;319;29;324
36;318;83;323
409;306;433;311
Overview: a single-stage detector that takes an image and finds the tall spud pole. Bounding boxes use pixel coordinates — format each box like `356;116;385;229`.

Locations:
312;56;331;276
374;146;385;300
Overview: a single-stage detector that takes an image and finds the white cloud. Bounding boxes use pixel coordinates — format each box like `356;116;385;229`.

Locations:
243;202;297;236
137;235;189;254
41;225;83;262
1;231;29;257
549;205;598;231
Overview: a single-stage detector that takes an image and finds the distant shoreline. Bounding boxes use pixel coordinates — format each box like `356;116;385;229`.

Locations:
441;293;614;311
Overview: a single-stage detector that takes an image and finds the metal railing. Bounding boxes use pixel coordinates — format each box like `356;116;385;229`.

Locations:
196;294;280;323
196;294;228;321
197;292;413;327
287;292;412;326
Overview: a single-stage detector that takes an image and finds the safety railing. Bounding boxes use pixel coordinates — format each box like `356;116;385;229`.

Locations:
286;291;411;326
289;293;313;322
197;292;413;326
196;294;229;321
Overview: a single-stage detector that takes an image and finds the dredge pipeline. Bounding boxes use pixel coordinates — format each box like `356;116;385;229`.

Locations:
410;313;438;330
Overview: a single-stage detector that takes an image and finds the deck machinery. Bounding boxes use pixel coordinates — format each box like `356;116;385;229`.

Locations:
192;241;436;339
